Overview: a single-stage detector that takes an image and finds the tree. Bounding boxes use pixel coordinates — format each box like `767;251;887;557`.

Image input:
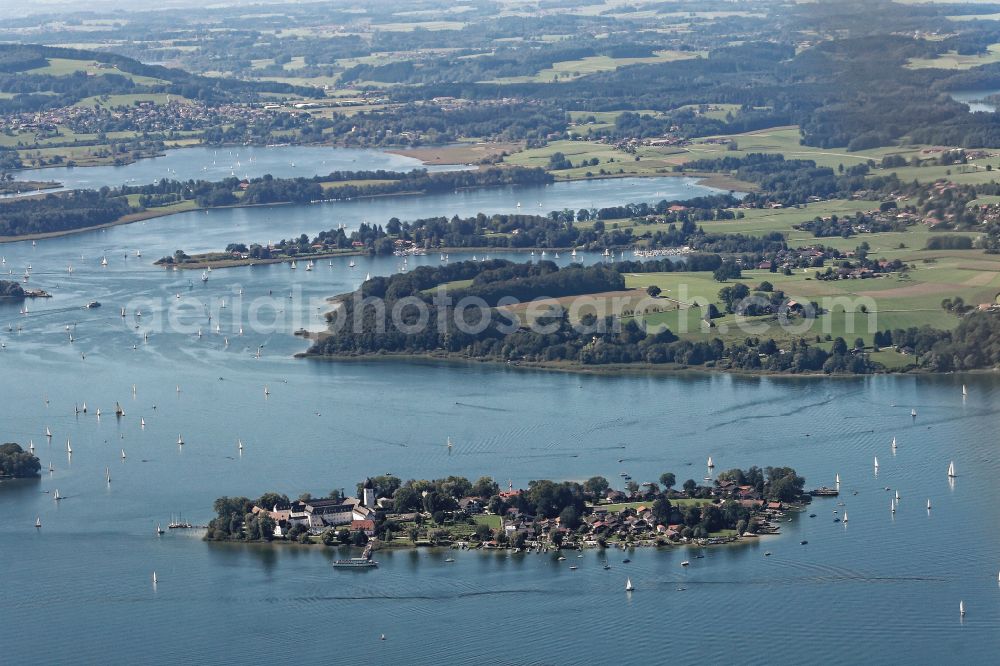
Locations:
472;476;499;498
255;492;289;510
651;497;672;525
583;476;610;497
351;530;369;546
474;523;492;541
0;443;40;477
682;479;698;494
559;506;580;530
658;472;676;490
646;285;662;298
393;486;422;513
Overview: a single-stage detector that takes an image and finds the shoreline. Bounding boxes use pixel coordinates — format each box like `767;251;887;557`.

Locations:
294;349;945;378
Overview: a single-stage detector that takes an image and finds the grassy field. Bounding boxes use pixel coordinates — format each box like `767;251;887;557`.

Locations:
601;499;713;512
24;58;168;85
488;50;705;84
73;93;193;108
905;44;1000;70
617;250;1000;351
503;139;684;180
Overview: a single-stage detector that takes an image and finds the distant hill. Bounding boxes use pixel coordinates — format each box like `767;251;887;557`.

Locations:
0;43;324;112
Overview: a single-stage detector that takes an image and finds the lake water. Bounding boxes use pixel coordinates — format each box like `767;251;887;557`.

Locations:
7;145;469;197
0;163;998;664
949;89;1000;113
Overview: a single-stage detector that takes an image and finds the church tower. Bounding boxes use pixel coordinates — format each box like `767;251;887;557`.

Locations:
362;478;375;508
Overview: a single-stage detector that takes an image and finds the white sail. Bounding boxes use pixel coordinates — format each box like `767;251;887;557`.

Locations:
177;434;184;445
121;449;126;460
948;461;956;477
66;439;72;453
35;517;41;528
960;600;965;616
962;384;967;396
625;577;633;592
891;436;896;449
835;473;840;485
842;511;848;523
873;456;879;468
707;456;714;468
926;498;931;510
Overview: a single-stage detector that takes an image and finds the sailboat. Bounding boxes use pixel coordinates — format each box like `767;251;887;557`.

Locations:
48;462;53;473
571;248;577;257
842;511;848;523
891;436;897;450
873;456;879;470
66;439;72;453
264;385;270;396
707;456;714;468
962;384;967;397
152;572;158;585
177;434;184;446
447;437;453;452
926;498;931;510
54;489;61;501
290;260;297;269
910;408;917;417
365;272;371;281
28;440;34;453
101;256;108;266
960;600;965;617
95;408;101;417
35;517;41;528
121;307;126;318
201;271;209;283
948;461;956;478
891;499;895;514
106;467;111;483
895;489;900;501
45;426;52;438
115;401;125;417
156;523;164;535
141;417;146;428
349;259;356;268
835;473;840;485
238;439;243;453
625;578;634;592
121;449;126;460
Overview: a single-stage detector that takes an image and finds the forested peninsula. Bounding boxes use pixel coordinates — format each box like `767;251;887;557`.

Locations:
305;258;1000;375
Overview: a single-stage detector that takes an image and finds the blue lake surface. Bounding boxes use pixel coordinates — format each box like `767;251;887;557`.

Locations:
0;151;997;664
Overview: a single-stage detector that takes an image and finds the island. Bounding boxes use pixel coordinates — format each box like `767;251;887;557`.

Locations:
0;443;41;479
207;465;808;551
302;256;1000;374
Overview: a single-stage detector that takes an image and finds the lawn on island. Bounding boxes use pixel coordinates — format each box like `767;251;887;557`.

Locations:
619;250;1000;354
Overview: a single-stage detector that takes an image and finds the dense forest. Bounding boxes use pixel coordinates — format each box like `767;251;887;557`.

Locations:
0;190;130;237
